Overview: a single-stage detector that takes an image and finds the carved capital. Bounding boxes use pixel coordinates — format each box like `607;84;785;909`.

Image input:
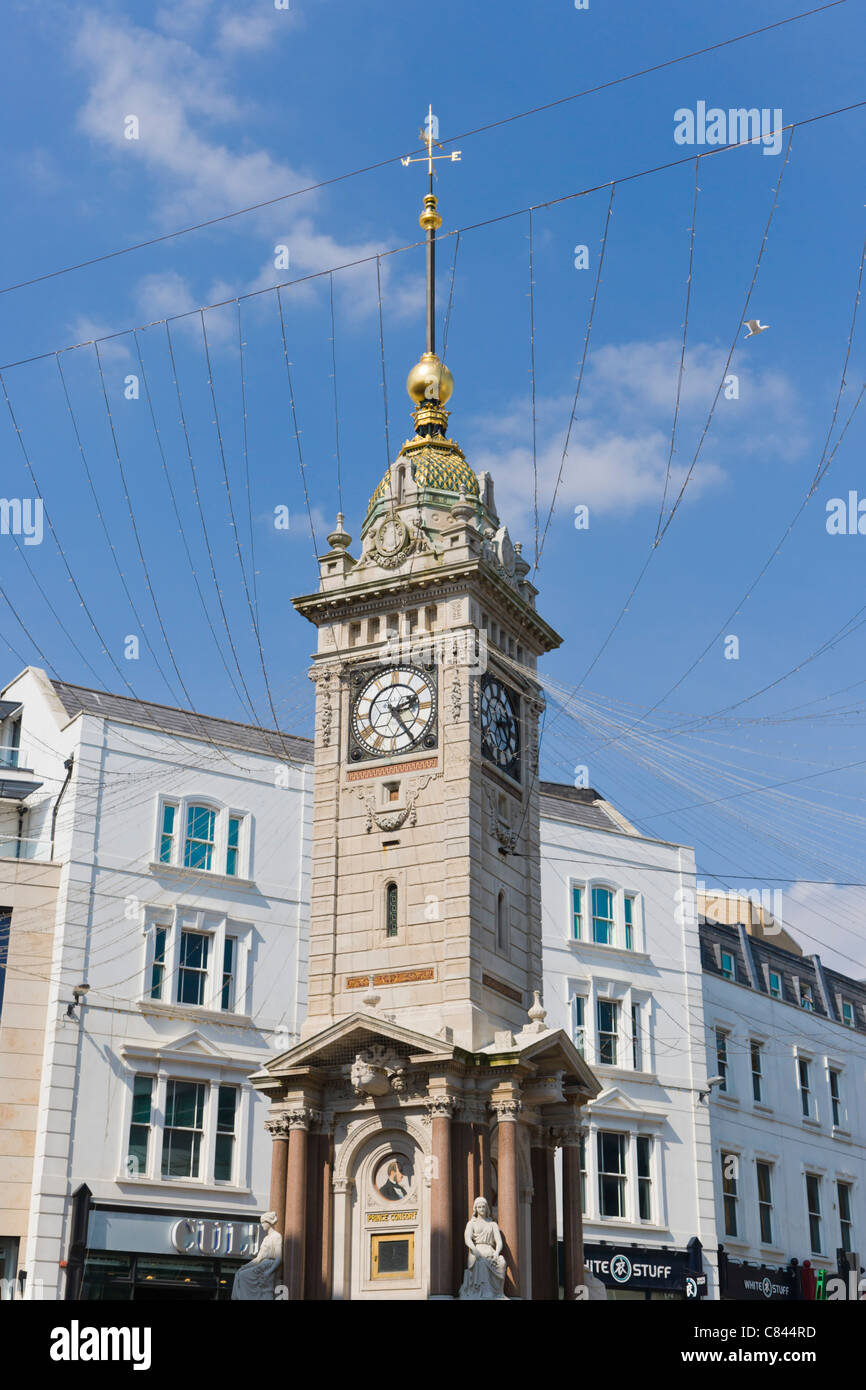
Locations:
286;1105;321;1132
489;1098;522;1123
423;1094;458;1123
264;1113;291;1141
550;1119;585;1149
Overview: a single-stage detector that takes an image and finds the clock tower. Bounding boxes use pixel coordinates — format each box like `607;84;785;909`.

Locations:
251;112;599;1301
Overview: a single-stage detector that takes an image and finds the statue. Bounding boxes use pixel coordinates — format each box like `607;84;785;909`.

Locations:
458;1197;508;1300
231;1213;283;1301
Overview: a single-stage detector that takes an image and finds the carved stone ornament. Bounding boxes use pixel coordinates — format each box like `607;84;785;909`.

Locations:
371;515;411;568
470;676;481;725
450;670;462;723
286;1105;321;1131
352;771;438;834
423;1095;457;1123
350;1045;407;1098
485;789;519;854
264;1113;292;1141
489;1098;522;1123
311;668;334;748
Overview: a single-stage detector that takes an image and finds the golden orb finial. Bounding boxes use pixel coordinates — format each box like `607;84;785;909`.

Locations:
406;351;453;406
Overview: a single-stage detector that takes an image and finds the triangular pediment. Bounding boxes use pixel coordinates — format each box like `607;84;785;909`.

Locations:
590;1085;667;1119
162;1030;226;1057
491;1028;601;1098
258;1012;459;1078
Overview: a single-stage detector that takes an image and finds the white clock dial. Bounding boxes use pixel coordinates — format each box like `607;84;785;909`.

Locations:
352;667;436;757
480;677;520;774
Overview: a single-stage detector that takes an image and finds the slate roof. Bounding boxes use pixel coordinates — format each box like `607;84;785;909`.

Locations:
51;680;313;763
700;917;866;1035
539;781;632;833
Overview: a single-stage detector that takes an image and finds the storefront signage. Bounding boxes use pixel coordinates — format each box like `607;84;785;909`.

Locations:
170;1219;261;1257
584;1243;700;1294
722;1261;796;1300
86;1207;262;1260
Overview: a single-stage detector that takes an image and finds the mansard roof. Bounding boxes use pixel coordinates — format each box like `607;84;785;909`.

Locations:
700;917;866;1034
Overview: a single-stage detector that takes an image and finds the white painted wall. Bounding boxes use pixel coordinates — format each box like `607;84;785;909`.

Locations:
541;804;720;1296
705;971;866;1274
0;670;312;1298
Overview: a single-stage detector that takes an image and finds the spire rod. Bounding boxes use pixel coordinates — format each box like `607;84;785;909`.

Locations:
401;107;461;359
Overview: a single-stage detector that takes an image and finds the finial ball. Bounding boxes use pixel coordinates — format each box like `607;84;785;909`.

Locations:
406;352;454;406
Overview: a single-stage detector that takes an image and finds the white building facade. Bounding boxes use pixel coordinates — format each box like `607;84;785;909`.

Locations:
540;782;719;1301
0;667;312;1301
701;916;866;1301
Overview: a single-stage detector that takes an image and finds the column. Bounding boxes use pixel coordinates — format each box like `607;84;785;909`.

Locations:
284;1106;317;1299
530;1129;557;1301
265;1114;290;1242
320;1125;334;1301
559;1120;585;1300
491;1098;522;1298
428;1096;455;1298
451;1112;471;1294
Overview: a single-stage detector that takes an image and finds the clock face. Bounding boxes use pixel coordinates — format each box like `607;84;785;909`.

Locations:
351;666;437;758
480;676;520;779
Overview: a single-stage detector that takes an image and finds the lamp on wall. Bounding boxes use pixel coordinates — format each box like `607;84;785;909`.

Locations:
65;982;90;1020
698;1075;725;1104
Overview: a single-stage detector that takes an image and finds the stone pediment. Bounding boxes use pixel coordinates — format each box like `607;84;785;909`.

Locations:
254;1012;459;1081
485;1028;601;1099
590;1085;667;1120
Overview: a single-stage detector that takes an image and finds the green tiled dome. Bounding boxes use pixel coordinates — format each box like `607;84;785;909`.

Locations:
367;445;479;513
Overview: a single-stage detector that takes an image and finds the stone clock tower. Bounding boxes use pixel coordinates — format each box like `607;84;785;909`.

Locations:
251;113;599;1302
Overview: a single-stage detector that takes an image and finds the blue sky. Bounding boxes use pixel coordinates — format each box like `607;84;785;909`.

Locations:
1;0;865;969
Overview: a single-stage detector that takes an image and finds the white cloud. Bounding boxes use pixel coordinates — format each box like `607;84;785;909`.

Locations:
70;9;415;331
783;881;866;977
465;338;806;535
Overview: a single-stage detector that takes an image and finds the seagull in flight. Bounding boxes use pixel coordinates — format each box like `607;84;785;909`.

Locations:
743;319;769;337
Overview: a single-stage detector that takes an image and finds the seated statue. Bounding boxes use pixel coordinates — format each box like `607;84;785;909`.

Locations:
231;1213;283;1301
458;1197;508;1300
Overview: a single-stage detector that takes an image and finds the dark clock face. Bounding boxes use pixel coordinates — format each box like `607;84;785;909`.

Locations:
480;675;520;780
351;666;437;759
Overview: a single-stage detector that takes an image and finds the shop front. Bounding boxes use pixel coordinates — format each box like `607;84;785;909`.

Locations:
717;1248;798;1301
65;1189;263;1301
583;1239;707;1301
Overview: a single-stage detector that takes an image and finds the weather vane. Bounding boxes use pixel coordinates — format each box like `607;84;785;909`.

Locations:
401;107;462;360
401;105;462;192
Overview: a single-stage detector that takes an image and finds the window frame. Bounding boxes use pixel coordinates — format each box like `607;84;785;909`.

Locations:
721;1151;739;1237
596;997;619;1066
756;1160;773;1245
715;1028;730;1094
750;1040;763;1104
154;796;250;879
768;970;782;999
591;886;615;945
838;1181;853;1253
121;1060;253;1190
597;1130;627;1219
805;1172;823;1254
141;908;252;1016
720;950;735;982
